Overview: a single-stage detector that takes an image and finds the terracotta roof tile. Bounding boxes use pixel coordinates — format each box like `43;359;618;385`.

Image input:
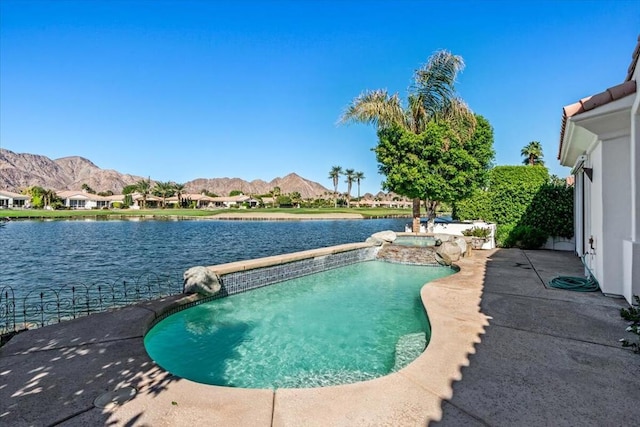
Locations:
558;80;636;159
626;34;640;81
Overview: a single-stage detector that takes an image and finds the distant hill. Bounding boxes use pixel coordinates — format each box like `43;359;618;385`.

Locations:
185;173;330;199
0;149;331;198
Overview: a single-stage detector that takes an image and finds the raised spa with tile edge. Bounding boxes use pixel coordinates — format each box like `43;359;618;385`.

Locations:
393;235;438;247
144;259;456;389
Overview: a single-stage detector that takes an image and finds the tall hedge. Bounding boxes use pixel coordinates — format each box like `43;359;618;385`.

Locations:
454;165;573;248
519;184;574;239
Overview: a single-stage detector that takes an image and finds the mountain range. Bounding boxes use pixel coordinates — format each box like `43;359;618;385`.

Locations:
0;149;332;199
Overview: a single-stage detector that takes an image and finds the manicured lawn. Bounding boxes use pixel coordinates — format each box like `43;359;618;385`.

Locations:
1;207;412;219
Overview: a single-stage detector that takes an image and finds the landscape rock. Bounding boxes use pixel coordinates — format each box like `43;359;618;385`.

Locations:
366;236;384;246
452;236;469;257
435;241;462;265
183;266;222;296
370;230;397;243
433;233;453;242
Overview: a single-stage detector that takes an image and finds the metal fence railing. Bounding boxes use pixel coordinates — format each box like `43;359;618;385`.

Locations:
0;272;183;336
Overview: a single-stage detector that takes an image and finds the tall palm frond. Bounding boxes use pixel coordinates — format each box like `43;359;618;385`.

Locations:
407;94;428;133
413;50;465;118
438;97;477;143
338;90;406;130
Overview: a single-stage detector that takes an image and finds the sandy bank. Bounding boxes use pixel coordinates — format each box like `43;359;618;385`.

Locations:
207;212;365;220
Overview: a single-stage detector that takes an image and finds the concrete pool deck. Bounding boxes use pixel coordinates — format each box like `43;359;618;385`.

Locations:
1;249;638;426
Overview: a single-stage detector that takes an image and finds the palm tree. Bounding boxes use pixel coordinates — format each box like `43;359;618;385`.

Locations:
153;181;175;208
339;50;475;231
173;182;185;208
521;141;545;166
135;178;151;209
290;191;302;207
42;188;57;208
269;187;281;208
344;169;355;208
355;171;365;207
328;166;343;208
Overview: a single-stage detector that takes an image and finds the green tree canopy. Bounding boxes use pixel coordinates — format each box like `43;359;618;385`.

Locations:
229;190;243;196
375;115;494;214
81;183;96;194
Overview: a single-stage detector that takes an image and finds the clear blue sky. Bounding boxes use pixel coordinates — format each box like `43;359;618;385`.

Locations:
1;1;638;195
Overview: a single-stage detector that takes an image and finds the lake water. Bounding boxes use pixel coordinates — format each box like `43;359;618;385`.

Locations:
0;218;408;298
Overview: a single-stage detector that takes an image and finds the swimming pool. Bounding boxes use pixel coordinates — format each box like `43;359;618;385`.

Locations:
144;260;455;389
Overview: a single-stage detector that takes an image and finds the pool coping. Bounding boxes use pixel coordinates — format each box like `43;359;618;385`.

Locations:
208;241;376;275
0;244;491;426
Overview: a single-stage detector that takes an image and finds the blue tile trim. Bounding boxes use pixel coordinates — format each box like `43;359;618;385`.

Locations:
220;247;379;296
147;247;380;329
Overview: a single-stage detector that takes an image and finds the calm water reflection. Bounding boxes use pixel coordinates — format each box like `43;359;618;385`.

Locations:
0;218;408;296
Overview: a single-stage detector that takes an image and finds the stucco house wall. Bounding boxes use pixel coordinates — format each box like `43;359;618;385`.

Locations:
0;190;30;208
559;36;639;304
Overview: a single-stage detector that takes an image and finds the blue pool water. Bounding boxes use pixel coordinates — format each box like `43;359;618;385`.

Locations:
144;260;455;389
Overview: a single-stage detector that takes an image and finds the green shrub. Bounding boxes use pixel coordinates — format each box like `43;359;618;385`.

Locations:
454;166;572;247
462;227;491;238
620;295;640;354
505;225;549;249
112;202;123;209
495;224;515;247
519;184;573;239
453;189;491;221
31;195;43;208
455;166;548;225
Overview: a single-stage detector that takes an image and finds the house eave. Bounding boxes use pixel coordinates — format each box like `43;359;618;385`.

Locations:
559;94;633;168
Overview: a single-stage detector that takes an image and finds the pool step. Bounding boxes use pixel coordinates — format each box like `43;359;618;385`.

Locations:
392;332;426;371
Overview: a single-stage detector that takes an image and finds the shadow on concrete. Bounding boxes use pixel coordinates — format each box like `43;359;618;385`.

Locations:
0;296;184;426
430;248;639;426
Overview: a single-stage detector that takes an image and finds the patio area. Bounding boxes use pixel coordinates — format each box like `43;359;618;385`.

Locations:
1;248;638;426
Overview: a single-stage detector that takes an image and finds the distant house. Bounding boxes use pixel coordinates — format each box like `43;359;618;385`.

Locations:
57;190;124;209
354;199;411;208
261;197;275;207
130;193;162;209
0;190;30;208
558;35;639;304
188;194;218;208
210;194;259;208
